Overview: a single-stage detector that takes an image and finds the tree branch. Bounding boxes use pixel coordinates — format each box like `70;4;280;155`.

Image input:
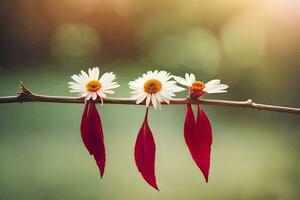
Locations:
0;83;299;114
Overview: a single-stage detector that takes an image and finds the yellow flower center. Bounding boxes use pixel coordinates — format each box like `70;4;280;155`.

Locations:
191;81;205;91
86;80;101;92
144;79;162;93
189;81;206;98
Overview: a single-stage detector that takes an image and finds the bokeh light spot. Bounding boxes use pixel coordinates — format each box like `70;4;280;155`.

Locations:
50;23;101;60
221;13;266;68
149;28;221;75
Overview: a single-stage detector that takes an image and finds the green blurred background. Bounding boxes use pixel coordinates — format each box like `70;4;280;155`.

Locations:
0;0;299;199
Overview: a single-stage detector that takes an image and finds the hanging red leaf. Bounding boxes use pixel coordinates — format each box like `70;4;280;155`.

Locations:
195;105;212;182
134;108;159;190
184;104;212;182
80;101;106;178
184;104;196;153
184;104;203;179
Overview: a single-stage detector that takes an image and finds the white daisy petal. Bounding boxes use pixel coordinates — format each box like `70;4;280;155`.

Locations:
209;84;228;91
103;90;115;94
68;83;84;90
71;74;83;84
155;92;162;103
205;87;228;93
155;93;162;109
88;68;93;79
97;91;107;98
179;73;196;87
205;79;221;88
92;92;97;100
86;93;93;100
185;73;189;81
101;72;116;85
80;92;90;97
69;90;80;93
81;70;89;80
146;94;151;107
159;90;172;100
131;90;143;94
165;85;185;92
103;84;120;90
90;67;99;80
190;73;196;83
94;67;100;80
164;99;170;104
207;90;227;93
131;92;145;99
173;76;190;86
151;93;158;110
164;80;177;86
136;94;147;104
205;82;229;93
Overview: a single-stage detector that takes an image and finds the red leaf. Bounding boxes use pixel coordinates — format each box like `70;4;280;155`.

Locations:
80;101;106;178
195;105;212;182
184;104;196;153
184;104;212;182
134;108;159;190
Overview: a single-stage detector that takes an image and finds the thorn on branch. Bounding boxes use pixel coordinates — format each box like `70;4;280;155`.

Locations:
17;82;34;103
246;99;253;104
18;82;33;96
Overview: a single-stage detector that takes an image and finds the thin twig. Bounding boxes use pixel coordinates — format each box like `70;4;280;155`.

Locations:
0;83;299;114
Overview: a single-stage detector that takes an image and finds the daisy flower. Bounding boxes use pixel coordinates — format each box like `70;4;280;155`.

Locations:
68;67;120;102
173;73;228;99
129;70;184;109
